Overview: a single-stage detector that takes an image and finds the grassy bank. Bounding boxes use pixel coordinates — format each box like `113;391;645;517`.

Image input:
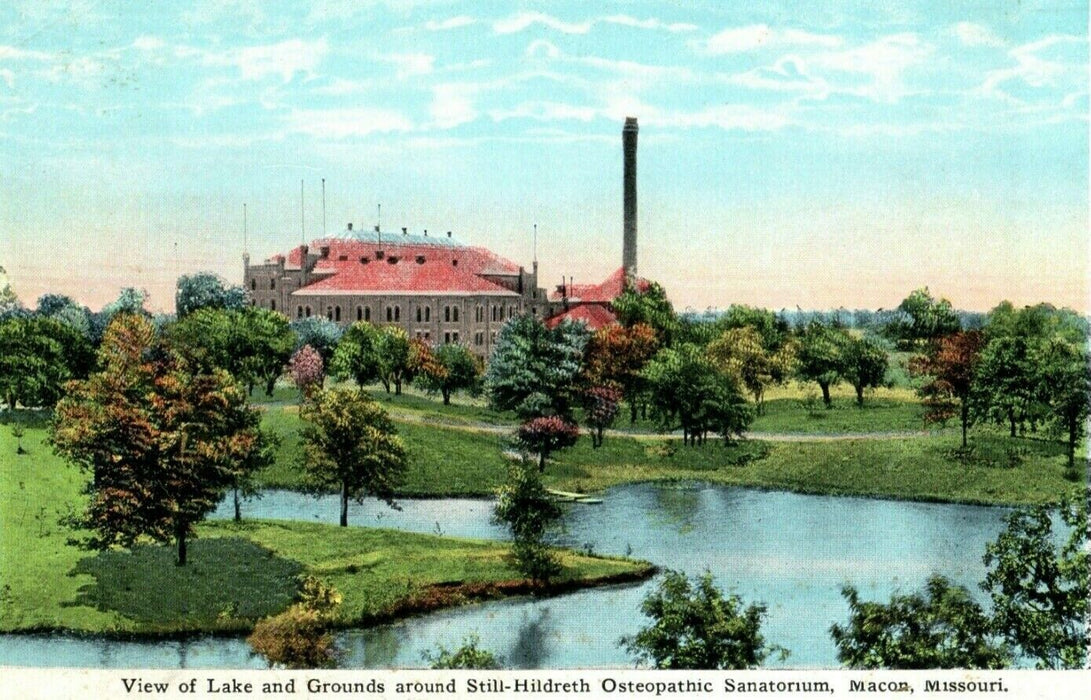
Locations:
253;400;1079;506
0;420;652;636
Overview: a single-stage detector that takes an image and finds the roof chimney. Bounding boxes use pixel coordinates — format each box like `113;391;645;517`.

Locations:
402;227;408;235
447;231;452;238
623;117;638;285
347;222;353;231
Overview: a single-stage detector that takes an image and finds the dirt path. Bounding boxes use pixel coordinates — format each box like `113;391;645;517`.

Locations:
384;409;942;443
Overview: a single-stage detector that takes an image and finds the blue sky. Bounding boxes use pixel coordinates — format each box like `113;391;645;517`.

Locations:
0;1;1087;312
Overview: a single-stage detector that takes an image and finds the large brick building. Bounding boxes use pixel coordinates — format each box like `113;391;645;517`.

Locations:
244;118;644;355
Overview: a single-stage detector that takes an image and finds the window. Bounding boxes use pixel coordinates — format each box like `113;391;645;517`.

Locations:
357;306;363;321
386;307;393;322
334;306;341;322
250;279;256;290
394;306;401;322
444;306;450;323
270;299;276;311
444;332;451;344
453;306;459;322
365;307;371;322
452;331;459;343
424;331;430;341
491;305;498;322
387;256;399;264
338;255;348;261
360;256;369;264
425;306;431;322
416;307;422;323
452;259;458;267
416;255;425;264
270;278;276;290
327;307;333;321
305;306;312;317
297;306;303;319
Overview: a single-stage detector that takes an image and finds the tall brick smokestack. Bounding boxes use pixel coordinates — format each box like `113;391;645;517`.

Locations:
622;117;638;285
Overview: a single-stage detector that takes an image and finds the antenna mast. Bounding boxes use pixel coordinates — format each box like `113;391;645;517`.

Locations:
300;179;305;245
533;223;537;265
377;203;382;246
321;178;326;237
243;203;248;254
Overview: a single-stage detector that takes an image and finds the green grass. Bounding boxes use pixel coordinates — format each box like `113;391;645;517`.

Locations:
253;402;1079;506
0;418;650;636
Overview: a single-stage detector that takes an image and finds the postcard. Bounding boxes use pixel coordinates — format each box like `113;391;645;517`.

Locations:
0;2;1086;697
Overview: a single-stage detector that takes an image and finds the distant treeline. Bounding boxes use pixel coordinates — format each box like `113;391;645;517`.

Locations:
683;307;990;332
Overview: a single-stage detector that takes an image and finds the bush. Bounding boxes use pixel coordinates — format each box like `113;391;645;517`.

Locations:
424;634;501;669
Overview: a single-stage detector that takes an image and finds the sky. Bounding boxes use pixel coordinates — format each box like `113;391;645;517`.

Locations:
0;0;1087;314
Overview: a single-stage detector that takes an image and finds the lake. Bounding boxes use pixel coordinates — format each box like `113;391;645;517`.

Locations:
0;483;1012;668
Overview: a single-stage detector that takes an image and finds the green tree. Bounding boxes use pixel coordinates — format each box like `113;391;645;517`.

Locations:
492;464;563;583
0;316;93;409
830;575;1010;669
886;287;961;347
415;342;480;405
795;322;847;408
971;335;1042;437
620;569;784;669
612;281;678;344
248;576;343;669
175;272;248;318
485;315;589;419
424;634;501;669
982;497;1088;669
910;331;985;448
0;265;21;318
329;322;382;388
52;314;272;565
706;326;793;413
301;387;408;527
1036;338;1090;474
36;293;94;341
374;325;414;395
840;335;889;406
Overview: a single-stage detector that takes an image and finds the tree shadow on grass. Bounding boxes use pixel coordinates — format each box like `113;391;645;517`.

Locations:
67;537;304;629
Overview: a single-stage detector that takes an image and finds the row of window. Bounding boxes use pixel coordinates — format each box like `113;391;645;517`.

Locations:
252;278;277;291
289;303;521;323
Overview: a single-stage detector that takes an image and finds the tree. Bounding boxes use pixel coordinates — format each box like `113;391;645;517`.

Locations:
795;322;847;408
839;335;889;406
583;385;622;448
373;325;415;395
329;321;382;388
620;569;783;669
515;415;580;472
982;497;1088;669
830;575;1010;669
1036;338;1090;474
485;315;589;420
52;313;272;565
424;635;501;669
175;272;248;318
0;316;93;409
706;326;793;413
415;342;480;405
612;281;678;344
886;287;960;347
248;576;343;669
0;265;21;318
492;464;563;583
36;294;93;341
289;345;325;397
642;344;752;446
290;317;343;364
582;322;658;423
300;387;408;527
971;335;1042;437
910;331;985;448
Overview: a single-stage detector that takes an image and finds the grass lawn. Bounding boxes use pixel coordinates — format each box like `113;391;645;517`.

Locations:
253;401;1080;506
0;419;650;636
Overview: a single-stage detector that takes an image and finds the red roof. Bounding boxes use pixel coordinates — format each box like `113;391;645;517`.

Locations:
545;304;618;330
549;267;649;303
269;238;522;297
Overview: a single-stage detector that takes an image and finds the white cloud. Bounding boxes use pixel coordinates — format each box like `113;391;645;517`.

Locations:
430;83;477;129
425;16;475;31
601;15;698;33
980;34;1085;102
0;45;53;62
808;33;931;102
525;40;562;59
131;36;166;51
381;52;434;78
494;12;592;35
652;104;793;131
287;107;413;138
952;22;1005;48
704;24;842;54
204;38;329;82
490;101;598;123
730;55;829;97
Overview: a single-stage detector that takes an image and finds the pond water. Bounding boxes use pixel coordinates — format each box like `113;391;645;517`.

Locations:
0;484;1013;668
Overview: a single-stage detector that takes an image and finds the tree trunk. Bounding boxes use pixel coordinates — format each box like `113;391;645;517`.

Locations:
395;379;402;395
265;375;277;396
629;402;637;424
1009;413;1016;438
381;379;391;393
340;482;349;527
1068;418;1077;472
596;427;604;448
176;523;188;566
233;487;241;523
820;382;831;407
960;402;969;449
854;384;864;406
442;389;451;405
538;451;547;473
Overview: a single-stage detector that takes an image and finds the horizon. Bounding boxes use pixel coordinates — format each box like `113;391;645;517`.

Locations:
1;1;1087;314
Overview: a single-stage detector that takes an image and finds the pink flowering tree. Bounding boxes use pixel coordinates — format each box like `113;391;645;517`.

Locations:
289;344;325;399
515;416;580;473
583;385;622;448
